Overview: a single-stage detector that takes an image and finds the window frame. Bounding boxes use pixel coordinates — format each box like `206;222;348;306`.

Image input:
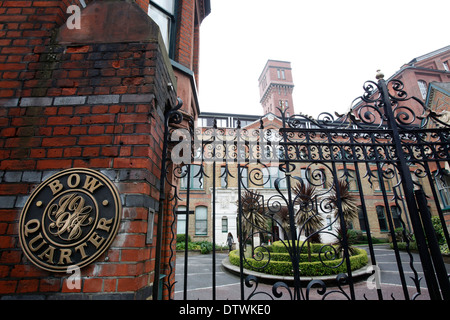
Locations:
357;206;367;232
195;206;208;236
390;205;402;229
176;206;187;235
221;216;228;233
371;170;392;193
262;166;286;189
240;167;248;189
376;205;389;232
417;80;428;99
326;215;332;231
148;0;177;58
197;118;208;128
180;165;204;190
435;172;450;210
338;168;359;192
220;166;228;188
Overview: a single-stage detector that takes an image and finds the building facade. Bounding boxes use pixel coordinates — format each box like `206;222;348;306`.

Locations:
0;0;210;300
424;81;450;230
353;45;450;125
178;51;450;248
398;45;450;102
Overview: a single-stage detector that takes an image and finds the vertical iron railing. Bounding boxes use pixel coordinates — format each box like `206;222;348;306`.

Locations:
153;98;183;300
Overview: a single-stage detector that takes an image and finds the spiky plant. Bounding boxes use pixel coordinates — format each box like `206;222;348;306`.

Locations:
276;206;291;240
327;179;358;223
335;225;359;256
237;190;268;250
293;182;323;261
327;179;359;256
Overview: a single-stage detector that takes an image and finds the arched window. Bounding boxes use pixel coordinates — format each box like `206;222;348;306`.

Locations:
417;80;428;99
357;206;367;232
376;206;388;232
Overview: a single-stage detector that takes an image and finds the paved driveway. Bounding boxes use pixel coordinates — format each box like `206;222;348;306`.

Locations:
174;252;239;300
174;245;450;300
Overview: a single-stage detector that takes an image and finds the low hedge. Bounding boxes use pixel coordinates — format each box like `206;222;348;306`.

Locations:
263;240;326;254
229;243;368;277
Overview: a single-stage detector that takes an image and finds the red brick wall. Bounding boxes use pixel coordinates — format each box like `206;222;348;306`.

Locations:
0;0;177;299
135;0;149;12
175;0;195;72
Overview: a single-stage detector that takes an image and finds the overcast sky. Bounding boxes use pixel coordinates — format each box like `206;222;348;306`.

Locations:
198;0;450;118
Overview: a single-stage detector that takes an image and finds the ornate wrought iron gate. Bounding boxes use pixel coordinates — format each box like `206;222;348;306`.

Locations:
159;74;450;300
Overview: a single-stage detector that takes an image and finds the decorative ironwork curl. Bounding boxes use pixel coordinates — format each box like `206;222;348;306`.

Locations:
272;281;293;300
245;275;287;300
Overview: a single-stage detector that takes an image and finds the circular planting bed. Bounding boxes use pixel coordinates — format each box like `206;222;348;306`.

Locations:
228;241;368;277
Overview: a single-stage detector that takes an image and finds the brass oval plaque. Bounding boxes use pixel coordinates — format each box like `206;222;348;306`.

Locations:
19;168;122;272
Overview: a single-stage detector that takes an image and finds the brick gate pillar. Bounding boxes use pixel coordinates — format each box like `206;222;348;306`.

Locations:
0;0;177;299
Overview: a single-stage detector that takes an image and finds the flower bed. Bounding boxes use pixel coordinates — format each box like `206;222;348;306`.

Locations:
228;241;368;277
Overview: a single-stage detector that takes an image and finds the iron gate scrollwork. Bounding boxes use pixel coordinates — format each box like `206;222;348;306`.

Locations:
160;74;450;300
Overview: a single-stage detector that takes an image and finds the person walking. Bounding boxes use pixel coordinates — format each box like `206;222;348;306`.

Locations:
227;232;234;252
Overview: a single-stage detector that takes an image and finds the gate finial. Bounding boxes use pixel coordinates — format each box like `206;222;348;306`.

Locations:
376;69;384;80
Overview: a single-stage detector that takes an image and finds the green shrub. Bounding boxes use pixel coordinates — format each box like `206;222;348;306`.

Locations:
347;229;364;243
177;234;191;243
441;243;449;254
176;239;223;254
268;240;331;254
200;241;213;254
229;245;368;277
391;241;417;251
176;241;198;251
393;216;449;254
431;216;445;245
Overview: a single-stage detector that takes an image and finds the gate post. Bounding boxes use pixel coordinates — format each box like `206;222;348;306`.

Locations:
415;188;450;299
377;75;448;300
153;98;183;300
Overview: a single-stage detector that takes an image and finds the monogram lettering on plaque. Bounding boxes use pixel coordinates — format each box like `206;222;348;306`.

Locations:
19;168;122;272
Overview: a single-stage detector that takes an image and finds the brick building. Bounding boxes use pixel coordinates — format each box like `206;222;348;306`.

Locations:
425;81;450;230
353;45;450;125
0;0;210;300
397;45;450;102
